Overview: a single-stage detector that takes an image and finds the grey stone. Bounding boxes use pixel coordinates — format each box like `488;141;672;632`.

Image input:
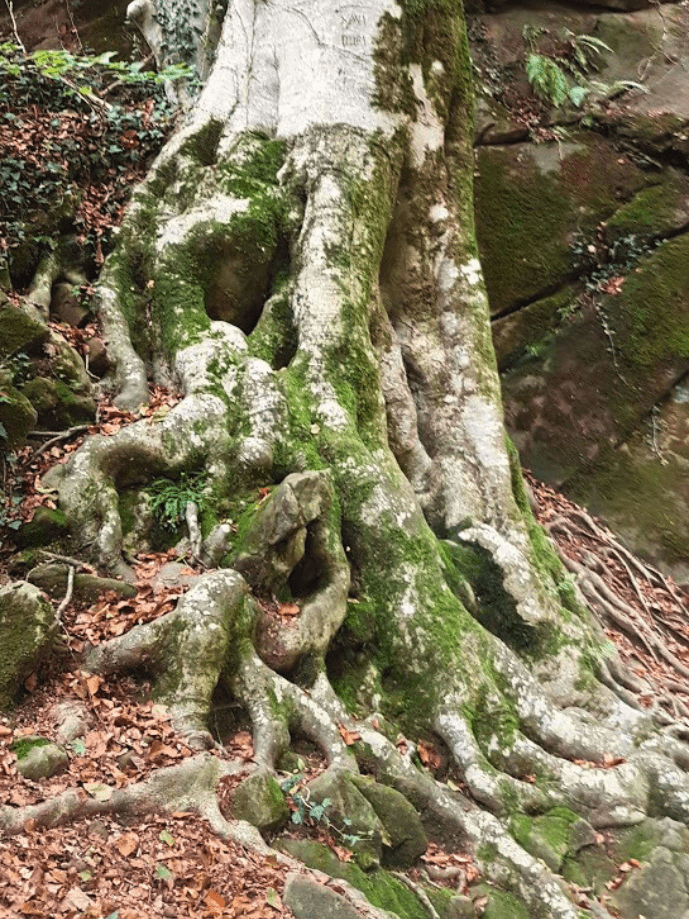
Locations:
52;701;89;744
613;846;689;919
230;771;289;832
16;740;69;780
284;873;394;919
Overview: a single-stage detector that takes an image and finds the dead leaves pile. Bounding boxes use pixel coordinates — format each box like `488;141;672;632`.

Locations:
0;811;294;918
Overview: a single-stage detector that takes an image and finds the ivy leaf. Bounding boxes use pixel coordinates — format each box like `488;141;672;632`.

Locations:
155;864;173;880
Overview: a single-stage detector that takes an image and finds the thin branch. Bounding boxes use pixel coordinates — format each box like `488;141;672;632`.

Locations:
32;425;89;458
56;565;75;619
37;550;98;573
3;0;25;53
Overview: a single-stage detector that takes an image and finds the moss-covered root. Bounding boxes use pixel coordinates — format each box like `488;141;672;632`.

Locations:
232;471;351;672
85;570;253;747
234;654;353;771
0;752;266;848
51;392;229;576
326;716;595;919
96;268;149;412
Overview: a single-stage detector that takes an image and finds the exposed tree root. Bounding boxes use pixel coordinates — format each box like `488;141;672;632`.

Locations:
6;5;689;918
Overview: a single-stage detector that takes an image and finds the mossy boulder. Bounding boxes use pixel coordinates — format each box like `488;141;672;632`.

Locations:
307;770;386;869
0;379;37;449
14;737;69;780
279;839;456;919
0;581;57;710
230;771;289;832
20;377;96;429
0;303;47;357
350;774;428;868
510;807;585;872
13;509;69;549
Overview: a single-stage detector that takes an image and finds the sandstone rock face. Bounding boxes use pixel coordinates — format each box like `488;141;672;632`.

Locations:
472;1;689;581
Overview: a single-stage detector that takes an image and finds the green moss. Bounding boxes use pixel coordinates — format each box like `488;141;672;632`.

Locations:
14;507;68;549
11;736;50;759
606;177;688;240
476;136;645;314
118;489;139;538
20;377;95;428
614;820;661;864
0;381;37;449
510;807;580;871
0;304;47;357
280;839;454;919
491;287;574;372
571;435;689;567
610;235;689;369
475;145;573;313
483;889;529;919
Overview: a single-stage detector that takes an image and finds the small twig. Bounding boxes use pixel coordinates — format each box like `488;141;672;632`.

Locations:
32;425;89;458
3;0;25;52
56;565;75;619
65;0;83;52
37;550;97;573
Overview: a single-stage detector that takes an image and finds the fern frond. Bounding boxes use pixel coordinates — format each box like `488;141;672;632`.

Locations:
526;53;568;107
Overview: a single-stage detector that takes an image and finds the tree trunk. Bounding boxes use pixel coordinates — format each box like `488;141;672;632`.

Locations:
6;1;689;917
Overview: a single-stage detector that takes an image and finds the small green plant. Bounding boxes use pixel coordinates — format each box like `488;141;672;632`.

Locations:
522;25;645;109
280;774;367;848
147;471;208;531
571;232;656;293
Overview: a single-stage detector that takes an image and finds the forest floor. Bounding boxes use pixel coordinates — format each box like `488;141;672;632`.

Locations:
1;369;689;917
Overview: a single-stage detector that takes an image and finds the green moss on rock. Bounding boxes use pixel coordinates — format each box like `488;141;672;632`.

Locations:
279;839;455;919
0;304;47;357
482;889;529;919
230;771;289;831
13;508;68;549
0;380;37;449
20;377;96;429
0;581;57;710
